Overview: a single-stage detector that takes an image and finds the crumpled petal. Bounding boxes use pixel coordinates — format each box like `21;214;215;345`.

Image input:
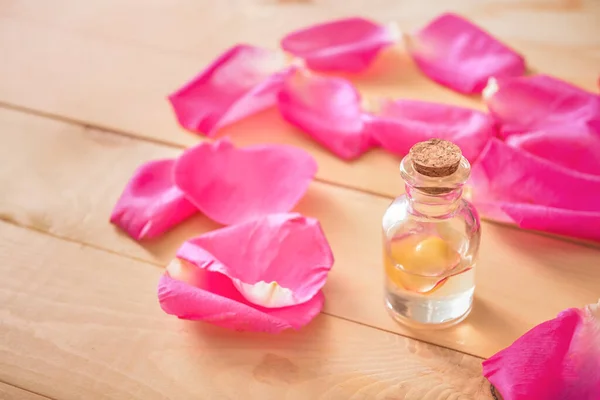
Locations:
483;301;600;400
110;159;197;240
484;74;600;137
407;13;526;94
506;130;600;176
158;274;325;333
366;99;496;162
174;139;317;225
158;213;334;332
277;69;373;160
470;138;600;212
176;213;333;306
168;44;292;136
281;17;398;73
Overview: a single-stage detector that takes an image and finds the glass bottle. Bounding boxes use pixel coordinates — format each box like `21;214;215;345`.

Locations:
382;139;481;328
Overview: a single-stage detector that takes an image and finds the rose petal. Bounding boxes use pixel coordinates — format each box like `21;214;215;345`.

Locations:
158;213;333;332
168;44;291;136
367;99;496;162
232;280;295;308
281;17;398;73
483;301;600;400
158;274;325;333
174;138;317;225
470;138;600;240
506;130;600;176
407;13;525;94
110;159;197;240
474;201;600;242
471;138;600;212
173;213;334;307
277;69;373;160
484;74;600;137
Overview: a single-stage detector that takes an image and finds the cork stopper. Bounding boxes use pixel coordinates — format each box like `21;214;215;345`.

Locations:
409;139;462;177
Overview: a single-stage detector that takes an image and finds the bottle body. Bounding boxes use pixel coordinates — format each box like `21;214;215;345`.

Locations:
382;195;480;327
382;140;481;328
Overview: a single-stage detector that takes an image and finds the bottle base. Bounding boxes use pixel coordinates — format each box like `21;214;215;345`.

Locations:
385;287;474;330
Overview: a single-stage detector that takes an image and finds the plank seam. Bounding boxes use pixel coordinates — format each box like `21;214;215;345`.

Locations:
0;215;158;266
1;101;598;250
0;216;486;360
0;378;58;400
0;101;393;202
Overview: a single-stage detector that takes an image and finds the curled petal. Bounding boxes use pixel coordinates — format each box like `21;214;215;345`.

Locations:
174;213;334;307
484;74;600;137
277;69;373;160
367;99;496;162
174;139;317;225
158;213;334;332
483;301;600;400
168;44;291;136
281;17;398;73
158;274;325;333
407;13;525;94
506;130;600;176
470;138;600;212
110;159;197;240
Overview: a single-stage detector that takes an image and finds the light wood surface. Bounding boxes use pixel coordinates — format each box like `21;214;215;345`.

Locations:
0;382;51;400
1;0;599;398
2;106;600;361
1;0;598;198
0;221;492;400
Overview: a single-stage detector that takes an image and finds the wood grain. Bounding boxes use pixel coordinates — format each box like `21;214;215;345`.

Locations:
2;0;598;81
0;382;52;400
0;0;598;198
0;220;493;400
2;1;598;397
2;107;600;359
0;16;401;198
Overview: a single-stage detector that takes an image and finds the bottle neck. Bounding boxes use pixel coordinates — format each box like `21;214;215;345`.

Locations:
405;184;463;218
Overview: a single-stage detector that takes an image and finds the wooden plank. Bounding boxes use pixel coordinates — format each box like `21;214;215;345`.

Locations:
0;16;401;198
0;382;53;400
0;1;598;198
0;221;493;400
2;107;600;359
3;0;598;84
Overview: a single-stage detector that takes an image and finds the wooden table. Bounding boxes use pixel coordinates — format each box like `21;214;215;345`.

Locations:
1;1;599;399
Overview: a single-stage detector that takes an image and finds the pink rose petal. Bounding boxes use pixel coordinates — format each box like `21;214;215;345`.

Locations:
158;275;325;333
471;138;600;212
506;130;600;176
367;99;496;162
168;44;291;136
483;301;600;400
110;159;197;240
407;13;526;94
503;203;600;242
277;69;373;160
470;139;600;241
281;17;398;73
174;139;317;225
475;201;600;242
484;74;600;137
177;213;333;306
158;213;334;332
